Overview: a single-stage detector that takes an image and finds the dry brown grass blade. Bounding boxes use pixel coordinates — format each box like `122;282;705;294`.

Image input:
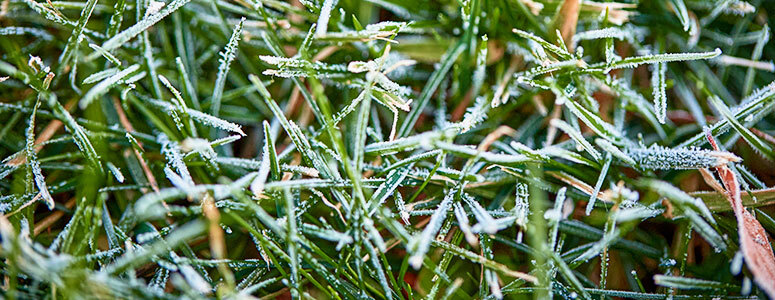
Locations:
705;129;775;298
112;97;159;193
582;2;636;25
550;0;581;50
477;125;516;152
751;128;775;146
544;102;563;146
520;0;543;15
33;197;76;236
0;0;9;18
548;171;608;201
5;99;76;167
202;193;234;289
698;168;725;194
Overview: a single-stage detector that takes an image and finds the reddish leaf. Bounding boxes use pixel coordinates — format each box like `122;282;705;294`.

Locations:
706;128;775;298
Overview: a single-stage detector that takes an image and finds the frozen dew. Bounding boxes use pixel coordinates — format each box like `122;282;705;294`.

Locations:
628;144;741;170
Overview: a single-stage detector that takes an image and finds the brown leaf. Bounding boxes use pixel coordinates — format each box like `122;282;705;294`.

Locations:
706;129;775;298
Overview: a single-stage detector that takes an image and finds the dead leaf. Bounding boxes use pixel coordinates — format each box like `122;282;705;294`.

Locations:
706;128;775;298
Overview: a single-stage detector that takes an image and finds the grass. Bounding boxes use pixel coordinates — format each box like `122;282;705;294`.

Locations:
1;0;775;299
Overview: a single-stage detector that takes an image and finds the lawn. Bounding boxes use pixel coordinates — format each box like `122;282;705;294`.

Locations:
1;0;775;299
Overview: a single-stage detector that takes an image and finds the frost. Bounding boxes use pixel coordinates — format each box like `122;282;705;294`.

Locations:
0;27;53;41
741;276;752;295
395;193;410;225
458;96;489;133
284;165;319;177
210;17;244;117
644;179;717;226
453;202;477;245
668;0;691;31
676;81;775;148
485;269;502;299
628;144;741;170
164;167;191;190
101;0;193;51
179;264;212;294
609;184;640;208
368;71;411;98
408;190;453;269
88;43;122;66
144;98;244;136
181;138;217;165
551;119;601;160
249;138;272;197
25;103;54;210
563;97;624;145
106;162;124;183
211;135;242;147
725;1;755;15
603;49;721;72
260;56;348;78
368;167;409;215
464;195;498;234
573;27;631;42
314;0;337;37
543;208;561;222
512;28;572;60
215;157;261;170
80;64;141;108
21;0;70;28
345;48;414;141
545;187;567;242
594;139;634;166
301;223;352;247
331;89;371;127
0;202;11;213
513;182;529;227
347;60;379;73
145;0;165;16
30;159;54;209
321;22;409;42
83;68;119;84
504;41;541;64
27;55;49;74
652;62;667;124
521;59;581;80
614;204;660;223
159;134;194;187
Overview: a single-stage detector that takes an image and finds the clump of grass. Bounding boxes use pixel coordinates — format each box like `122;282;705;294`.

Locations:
1;0;775;299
